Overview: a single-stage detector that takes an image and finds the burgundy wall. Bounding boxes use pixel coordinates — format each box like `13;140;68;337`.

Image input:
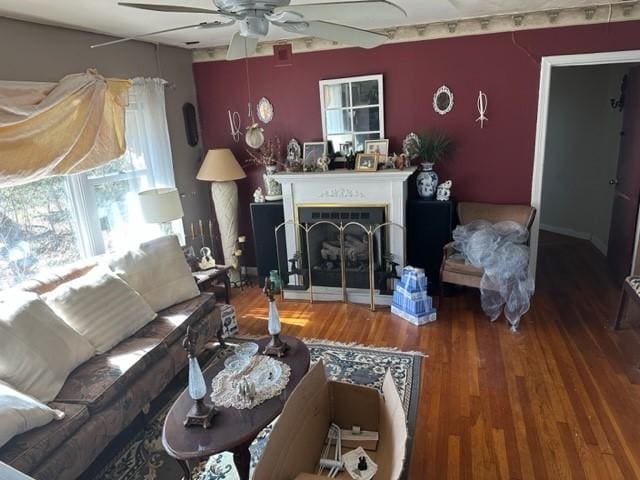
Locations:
193;21;640;264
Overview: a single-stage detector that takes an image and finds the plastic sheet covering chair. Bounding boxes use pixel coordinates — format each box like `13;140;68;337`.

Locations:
613;276;640;330
440;202;536;291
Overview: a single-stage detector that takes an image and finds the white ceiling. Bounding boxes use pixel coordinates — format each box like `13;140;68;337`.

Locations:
0;0;621;49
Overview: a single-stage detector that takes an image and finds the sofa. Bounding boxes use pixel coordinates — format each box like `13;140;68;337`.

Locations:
0;254;224;480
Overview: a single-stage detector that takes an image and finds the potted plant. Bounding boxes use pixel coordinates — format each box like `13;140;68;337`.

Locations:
415;131;453;199
247;137;284;201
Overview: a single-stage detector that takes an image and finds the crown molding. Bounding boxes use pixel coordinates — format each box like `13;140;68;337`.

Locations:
192;1;639;63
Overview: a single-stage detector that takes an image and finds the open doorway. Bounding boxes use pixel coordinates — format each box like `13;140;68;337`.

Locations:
530;50;640;288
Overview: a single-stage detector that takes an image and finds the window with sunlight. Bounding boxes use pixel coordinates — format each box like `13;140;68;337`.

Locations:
0;77;182;289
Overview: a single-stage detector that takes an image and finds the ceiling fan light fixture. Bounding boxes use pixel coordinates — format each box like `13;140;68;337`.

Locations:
239;16;270;37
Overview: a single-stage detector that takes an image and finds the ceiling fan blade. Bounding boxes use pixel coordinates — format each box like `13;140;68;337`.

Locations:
276;1;406;21
280;20;388;49
117;2;220;14
226;32;258;60
90;21;232;48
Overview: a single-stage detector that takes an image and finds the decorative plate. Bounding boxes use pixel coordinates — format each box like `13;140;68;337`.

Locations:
256;97;274;124
402;132;420;159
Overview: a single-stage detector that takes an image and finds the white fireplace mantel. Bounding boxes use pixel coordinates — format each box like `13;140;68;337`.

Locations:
274;167;416;305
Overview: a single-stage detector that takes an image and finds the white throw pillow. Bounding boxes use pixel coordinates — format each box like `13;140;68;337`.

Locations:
44;267;157;354
107;235;200;312
0;382;65;449
0;291;95;402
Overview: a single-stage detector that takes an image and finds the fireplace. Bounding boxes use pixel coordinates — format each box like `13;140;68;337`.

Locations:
273;167;415;306
298;205;385;289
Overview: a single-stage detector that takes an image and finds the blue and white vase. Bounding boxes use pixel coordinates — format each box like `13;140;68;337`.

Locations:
416;162;439;199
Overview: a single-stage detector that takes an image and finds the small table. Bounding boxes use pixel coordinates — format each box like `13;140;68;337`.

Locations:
162;336;310;480
193;266;232;303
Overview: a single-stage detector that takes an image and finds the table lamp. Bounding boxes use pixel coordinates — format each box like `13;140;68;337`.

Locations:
197;149;246;283
138;187;184;237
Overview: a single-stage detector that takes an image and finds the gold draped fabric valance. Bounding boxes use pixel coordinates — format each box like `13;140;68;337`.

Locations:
0;70;131;187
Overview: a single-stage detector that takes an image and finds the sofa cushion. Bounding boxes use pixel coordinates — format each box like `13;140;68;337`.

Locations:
0;291;95;402
145;292;218;348
53;293;216;414
0;402;88;475
106;235;200;312
29;356;175;480
44;267;157;354
53;333;168;414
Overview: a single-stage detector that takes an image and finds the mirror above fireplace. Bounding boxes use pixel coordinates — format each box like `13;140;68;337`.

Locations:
319;74;384;153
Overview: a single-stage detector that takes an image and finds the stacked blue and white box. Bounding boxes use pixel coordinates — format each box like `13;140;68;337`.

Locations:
391;266;437;325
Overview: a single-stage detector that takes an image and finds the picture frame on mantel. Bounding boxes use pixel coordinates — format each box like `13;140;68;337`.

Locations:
303;142;327;169
355;153;378;172
364;139;389;157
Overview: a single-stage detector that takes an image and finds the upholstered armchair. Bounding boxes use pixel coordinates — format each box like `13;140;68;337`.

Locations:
440;202;537;290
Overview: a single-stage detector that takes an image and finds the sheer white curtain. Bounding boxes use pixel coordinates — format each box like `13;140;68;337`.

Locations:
66;77;180;256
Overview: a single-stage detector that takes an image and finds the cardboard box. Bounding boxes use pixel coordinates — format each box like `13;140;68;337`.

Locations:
252;361;408;480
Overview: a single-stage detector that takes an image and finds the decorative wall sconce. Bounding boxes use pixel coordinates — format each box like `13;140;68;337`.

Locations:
513;14;524;27
611;74;628;112
476;91;488;128
447;22;458;33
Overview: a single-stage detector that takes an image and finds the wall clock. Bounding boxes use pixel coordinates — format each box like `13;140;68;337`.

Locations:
257;97;274;123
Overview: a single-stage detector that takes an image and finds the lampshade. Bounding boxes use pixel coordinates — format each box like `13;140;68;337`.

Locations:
196;149;247;182
138;187;184;223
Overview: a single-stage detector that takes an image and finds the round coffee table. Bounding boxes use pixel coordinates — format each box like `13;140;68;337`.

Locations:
162;336;310;480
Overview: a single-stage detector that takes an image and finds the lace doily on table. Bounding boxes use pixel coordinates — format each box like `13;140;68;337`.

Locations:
210;355;291;410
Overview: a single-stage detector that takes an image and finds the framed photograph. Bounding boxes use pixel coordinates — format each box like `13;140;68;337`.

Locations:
364;139;389;157
303;142;327;168
355;153;378;172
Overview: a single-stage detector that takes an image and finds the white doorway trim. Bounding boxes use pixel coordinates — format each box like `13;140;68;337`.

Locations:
530;49;640;281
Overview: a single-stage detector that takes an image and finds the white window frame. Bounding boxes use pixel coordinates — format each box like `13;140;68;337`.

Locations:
319;74;385;147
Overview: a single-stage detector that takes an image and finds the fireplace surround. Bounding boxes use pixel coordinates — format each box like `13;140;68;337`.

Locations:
274;167;416;306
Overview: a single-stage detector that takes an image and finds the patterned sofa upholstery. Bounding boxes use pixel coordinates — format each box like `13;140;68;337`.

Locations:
0;259;223;480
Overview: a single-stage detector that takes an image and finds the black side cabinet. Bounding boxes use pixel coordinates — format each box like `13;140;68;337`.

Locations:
406;199;455;293
250;202;286;287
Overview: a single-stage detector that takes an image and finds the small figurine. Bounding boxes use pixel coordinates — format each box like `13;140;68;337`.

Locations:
380;155;395;169
436;180;453;201
393;153;406;170
253;187;265;203
317;155;330;172
198;247;216;270
358;456;368;471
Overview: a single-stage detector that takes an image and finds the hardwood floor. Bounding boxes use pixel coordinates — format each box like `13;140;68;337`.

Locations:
232;232;640;479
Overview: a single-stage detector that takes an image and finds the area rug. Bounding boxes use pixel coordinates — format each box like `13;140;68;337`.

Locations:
94;338;422;480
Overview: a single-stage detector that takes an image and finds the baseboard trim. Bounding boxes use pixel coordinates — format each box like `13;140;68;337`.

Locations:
540;223;608;255
591;236;608;256
540;223;591;240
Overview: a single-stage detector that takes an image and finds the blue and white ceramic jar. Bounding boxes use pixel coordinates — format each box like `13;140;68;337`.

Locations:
416;162;439;199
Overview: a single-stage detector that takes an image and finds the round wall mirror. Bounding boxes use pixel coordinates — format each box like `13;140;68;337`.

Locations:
433;85;454;115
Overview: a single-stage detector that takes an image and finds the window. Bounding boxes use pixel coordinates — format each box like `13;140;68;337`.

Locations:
0;177;81;288
319;74;384;153
0;78;181;289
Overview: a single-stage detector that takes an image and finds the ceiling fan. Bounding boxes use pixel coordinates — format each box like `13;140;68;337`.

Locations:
91;0;407;60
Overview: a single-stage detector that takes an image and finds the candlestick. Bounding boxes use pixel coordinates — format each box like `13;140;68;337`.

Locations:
190;222;195;241
208;219;215;250
199;219;205;248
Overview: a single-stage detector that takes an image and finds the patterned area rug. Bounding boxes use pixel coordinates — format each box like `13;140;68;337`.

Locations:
94;338;422;480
